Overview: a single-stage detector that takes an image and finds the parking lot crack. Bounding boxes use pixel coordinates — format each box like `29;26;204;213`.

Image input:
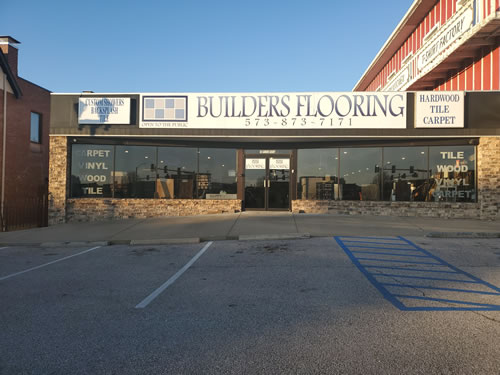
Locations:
108;219;148;240
292;213;299;233
387;276;426;297
469;312;500;324
226;212;241;238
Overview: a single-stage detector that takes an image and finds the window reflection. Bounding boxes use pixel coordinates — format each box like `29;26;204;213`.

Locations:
156;147;197;199
114;146;156;198
297;149;339;200
197;149;237;199
340;148;382;201
383;147;429;201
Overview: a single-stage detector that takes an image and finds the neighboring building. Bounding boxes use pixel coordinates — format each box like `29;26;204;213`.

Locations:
354;0;500;92
48;0;500;224
0;36;51;230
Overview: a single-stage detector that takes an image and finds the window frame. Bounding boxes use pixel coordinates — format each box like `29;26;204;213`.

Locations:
30;112;42;144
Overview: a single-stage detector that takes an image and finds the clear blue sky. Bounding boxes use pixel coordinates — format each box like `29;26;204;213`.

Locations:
4;0;414;93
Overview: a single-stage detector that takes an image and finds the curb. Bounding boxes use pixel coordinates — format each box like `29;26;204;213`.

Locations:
426;232;500;238
40;241;110;247
238;233;311;241
129;238;200;245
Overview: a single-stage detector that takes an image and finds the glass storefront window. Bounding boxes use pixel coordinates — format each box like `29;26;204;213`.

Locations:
156;147;197;199
197;149;237;199
383;147;429;201
71;144;114;198
69;143;477;204
297;149;339;200
114;146;156;198
428;146;475;202
340;148;382;201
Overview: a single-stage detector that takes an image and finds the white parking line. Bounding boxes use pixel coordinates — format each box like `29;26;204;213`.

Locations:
0;246;102;282
0;247;7;251
135;241;214;309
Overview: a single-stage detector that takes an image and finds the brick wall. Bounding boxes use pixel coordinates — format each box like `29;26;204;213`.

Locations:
292;200;480;219
66;198;242;223
478;137;500;220
48;136;69;225
1;76;50;230
5;79;51;201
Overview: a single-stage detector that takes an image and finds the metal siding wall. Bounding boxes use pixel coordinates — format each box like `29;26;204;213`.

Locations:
493;46;500;90
363;0;499;91
447;0;453;20
483;47;492;90
458;68;466;90
474;57;482;89
441;0;446;24
466;62;474;90
436;2;441;26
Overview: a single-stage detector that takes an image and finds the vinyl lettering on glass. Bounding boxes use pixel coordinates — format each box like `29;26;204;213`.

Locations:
429;146;475;202
71;145;113;197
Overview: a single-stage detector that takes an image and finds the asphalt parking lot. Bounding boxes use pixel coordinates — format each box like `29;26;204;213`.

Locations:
1;236;499;374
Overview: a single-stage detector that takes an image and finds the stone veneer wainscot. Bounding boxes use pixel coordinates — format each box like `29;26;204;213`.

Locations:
66;198;241;223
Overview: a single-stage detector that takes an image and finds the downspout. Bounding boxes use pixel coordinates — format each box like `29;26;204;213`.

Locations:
1;72;6;230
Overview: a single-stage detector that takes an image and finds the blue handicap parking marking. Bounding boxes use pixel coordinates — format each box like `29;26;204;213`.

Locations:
334;236;500;311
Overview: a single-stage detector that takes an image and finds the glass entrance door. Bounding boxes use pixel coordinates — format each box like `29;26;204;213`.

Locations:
268;158;290;209
244;156;290;210
244;158;267;209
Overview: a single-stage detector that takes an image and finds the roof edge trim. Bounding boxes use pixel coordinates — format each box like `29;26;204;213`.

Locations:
353;0;436;91
0;49;22;98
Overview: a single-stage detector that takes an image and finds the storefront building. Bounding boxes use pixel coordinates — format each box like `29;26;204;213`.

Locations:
48;0;500;224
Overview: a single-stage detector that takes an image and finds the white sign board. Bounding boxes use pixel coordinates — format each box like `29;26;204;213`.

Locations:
384;65;411;92
140;92;407;129
79;98;130;125
418;8;473;72
415;92;464;128
269;158;290;170
245;158;266;170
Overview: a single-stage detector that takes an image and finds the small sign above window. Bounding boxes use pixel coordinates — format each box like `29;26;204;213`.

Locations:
78;97;131;124
245;158;266;170
415;92;465;128
270;158;290;170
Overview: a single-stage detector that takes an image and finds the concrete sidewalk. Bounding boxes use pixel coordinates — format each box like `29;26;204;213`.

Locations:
1;212;499;246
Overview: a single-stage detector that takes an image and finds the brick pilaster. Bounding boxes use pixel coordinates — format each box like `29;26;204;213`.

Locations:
48;136;69;225
478;137;500;220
